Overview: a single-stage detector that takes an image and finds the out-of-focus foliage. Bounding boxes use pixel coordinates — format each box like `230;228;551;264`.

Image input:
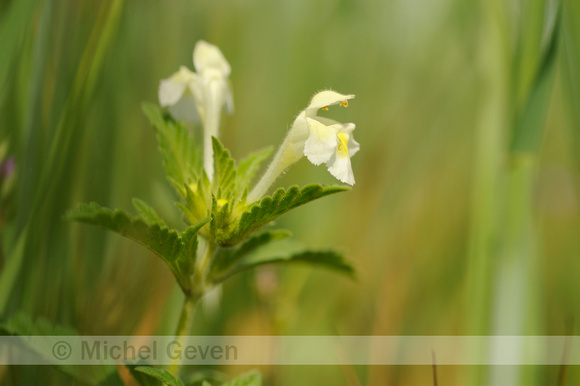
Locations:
0;0;579;384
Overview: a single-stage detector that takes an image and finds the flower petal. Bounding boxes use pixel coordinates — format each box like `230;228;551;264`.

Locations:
312;116;342;127
307;90;355;114
304;118;338;165
326;151;355;185
187;77;206;120
168;94;201;123
284;113;311;163
158;66;196;107
339;122;356;133
348;134;360;157
193;40;231;77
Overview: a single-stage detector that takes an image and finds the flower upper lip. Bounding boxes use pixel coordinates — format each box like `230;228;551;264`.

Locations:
193;40;231;78
300;90;359;185
306;90;355;114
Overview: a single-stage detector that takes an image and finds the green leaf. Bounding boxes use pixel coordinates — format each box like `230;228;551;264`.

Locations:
212;137;237;199
66;202;182;264
210;195;236;243
218;238;355;281
133;198;167;227
142;103;200;194
126;362;159;386
175;218;212;277
134;366;184;386
1;312;78;336
180;176;212;226
210;230;291;283
229;184;349;245
224;371;262;386
180;368;228;385
67;202;210;295
0;313;123;385
235;146;273;196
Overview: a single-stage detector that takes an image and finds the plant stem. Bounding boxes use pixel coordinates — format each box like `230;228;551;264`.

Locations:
167;238;215;376
202;81;224;183
248;145;289;202
248;131;303;203
168;294;201;376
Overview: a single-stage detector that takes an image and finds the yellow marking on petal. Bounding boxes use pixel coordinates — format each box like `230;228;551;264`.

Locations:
217;198;228;207
321;106;329;111
340;100;349;107
337;132;349;158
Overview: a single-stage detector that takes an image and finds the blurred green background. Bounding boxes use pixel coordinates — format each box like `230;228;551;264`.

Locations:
1;0;579;384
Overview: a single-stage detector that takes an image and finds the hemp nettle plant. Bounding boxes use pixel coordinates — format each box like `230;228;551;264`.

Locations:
67;41;359;384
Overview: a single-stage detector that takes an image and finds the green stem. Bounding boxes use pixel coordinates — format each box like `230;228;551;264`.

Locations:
168;239;215;376
248;129;303;203
168;294;201;376
193;238;215;291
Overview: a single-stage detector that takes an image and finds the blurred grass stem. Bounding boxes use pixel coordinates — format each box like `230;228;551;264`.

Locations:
465;0;509;384
466;0;509;337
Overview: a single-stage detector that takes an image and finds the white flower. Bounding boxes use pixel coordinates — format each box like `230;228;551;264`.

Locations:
189;40;234;123
158;40;234;181
248;90;357;203
298;90;358;185
158;66;201;122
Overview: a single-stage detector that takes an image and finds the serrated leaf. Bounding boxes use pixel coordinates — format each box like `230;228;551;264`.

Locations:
181;178;211;227
142;103;201;193
126;362;159;386
134;366;184;386
1;313;123;385
210;230;291;283
224;371;262;386
1;313;78;336
210;195;235;243
67;202;182;264
175;201;196;225
229;184;349;244
235;147;273;196
225;240;355;280
180;368;228;385
212;137;236;199
133;198;167;227
67;202;210;295
175;218;211;277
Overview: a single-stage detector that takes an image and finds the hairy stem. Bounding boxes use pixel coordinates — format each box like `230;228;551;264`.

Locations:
202;81;224;183
167;239;215;376
248;131;304;202
167;294;201;376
